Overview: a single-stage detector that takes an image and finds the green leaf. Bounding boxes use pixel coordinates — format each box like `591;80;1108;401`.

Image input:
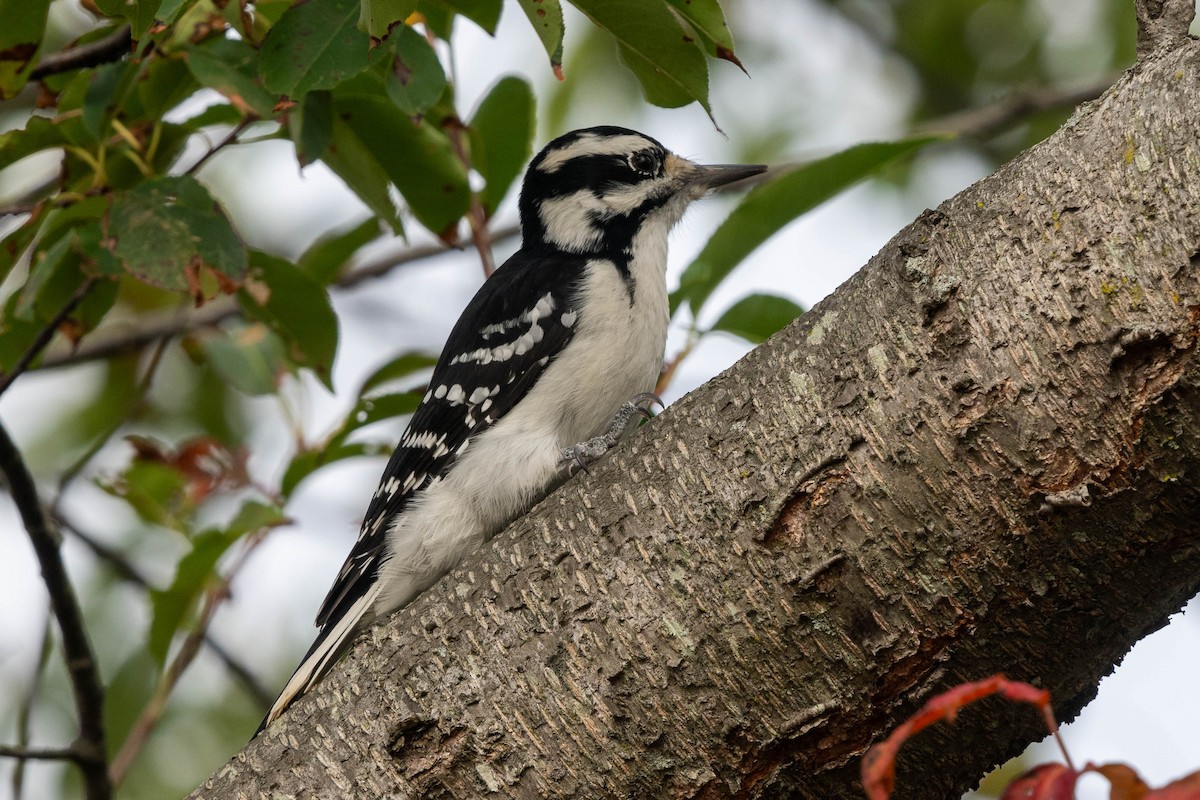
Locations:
92;0;161;37
359;350;438;393
290;88;333;166
0;301;43;374
334;93;469;236
469;76;535;217
105;175;247;293
570;0;710;115
0;212;45;289
706;293;804;344
186;36;277;118
297;216;379;284
0;0;49;98
104;651;157;752
260;0;370;98
82;61;135;140
282;441;381;496
100;459;188;528
360;0;418;39
133;55;199;120
195;324;289;395
677;136;946;315
616;42;693;109
148;520;244;666
227;499;288;537
335;390;422;448
516;0;564;75
239;251;340;388
13;233;73;322
323;113;404;234
0;114;91;165
176;102;245;130
435;0;502;33
663;0;740;67
385;25;446;116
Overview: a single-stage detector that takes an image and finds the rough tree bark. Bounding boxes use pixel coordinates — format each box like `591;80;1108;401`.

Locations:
192;25;1200;800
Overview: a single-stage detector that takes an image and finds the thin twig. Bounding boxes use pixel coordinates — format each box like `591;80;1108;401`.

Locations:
12;615;53;800
445;121;496;275
184;118;255;177
915;76;1117;140
0;422;111;800
29;26;133;81
0;745;85;763
108;525;275;784
0;278;97;398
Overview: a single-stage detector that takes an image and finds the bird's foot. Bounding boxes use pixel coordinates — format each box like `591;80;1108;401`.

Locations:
560;392;662;473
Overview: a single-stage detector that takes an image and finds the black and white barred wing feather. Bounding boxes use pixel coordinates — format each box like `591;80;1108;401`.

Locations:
261;253;585;729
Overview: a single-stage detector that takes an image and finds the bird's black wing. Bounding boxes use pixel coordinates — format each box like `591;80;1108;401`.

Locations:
314;250;587;629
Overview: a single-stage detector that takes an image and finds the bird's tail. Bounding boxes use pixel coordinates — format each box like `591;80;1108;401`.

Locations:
257;581;381;734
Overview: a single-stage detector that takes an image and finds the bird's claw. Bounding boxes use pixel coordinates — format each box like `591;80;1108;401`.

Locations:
559;393;663;472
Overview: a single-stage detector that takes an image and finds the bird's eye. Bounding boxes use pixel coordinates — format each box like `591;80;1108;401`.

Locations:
629;151;658;175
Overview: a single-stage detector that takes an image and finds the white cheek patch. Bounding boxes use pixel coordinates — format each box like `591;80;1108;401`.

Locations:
538;133;655;173
538;190;607;252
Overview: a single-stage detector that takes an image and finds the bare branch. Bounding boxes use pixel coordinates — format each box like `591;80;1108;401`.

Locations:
184;119;255;177
29;26;133;81
915;76;1119;140
0;423;110;800
11;616;52;800
1134;0;1197;57
445;121;497;276
0;745;86;763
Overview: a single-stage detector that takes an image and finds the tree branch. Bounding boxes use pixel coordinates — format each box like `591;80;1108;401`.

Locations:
916;76;1118;140
1134;0;1197;57
29;26;133;80
0;745;86;763
189;34;1200;800
0;423;110;800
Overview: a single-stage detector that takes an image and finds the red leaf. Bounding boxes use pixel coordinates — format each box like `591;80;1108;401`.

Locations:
1092;763;1152;800
1000;763;1078;800
1146;770;1200;799
861;675;1062;800
124;435;248;504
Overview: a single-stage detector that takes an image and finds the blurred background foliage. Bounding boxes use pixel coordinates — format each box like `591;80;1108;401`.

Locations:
1;0;1182;797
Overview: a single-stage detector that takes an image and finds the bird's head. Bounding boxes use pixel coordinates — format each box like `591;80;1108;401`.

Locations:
518;126;766;256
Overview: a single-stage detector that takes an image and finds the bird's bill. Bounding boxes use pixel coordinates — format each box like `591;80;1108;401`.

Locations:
694;162;768;189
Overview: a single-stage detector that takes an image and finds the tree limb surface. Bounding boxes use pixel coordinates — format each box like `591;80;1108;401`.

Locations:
193;39;1200;800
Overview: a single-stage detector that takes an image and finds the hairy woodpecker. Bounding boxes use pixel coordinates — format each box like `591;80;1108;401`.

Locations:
260;126;765;730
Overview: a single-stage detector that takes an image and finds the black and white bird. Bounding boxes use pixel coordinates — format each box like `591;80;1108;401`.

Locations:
260;126;765;730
